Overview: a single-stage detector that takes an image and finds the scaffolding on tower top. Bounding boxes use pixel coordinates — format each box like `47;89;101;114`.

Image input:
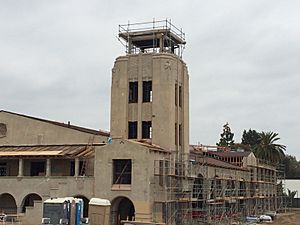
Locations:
118;19;186;56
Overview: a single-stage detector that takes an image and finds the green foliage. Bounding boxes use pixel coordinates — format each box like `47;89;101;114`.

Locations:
241;129;260;149
239;128;300;177
254;131;286;163
283;155;300;179
277;181;285;196
216;123;234;148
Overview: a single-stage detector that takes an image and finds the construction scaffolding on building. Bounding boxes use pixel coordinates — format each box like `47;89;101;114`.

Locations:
118;19;186;57
152;146;282;225
276;162;288;212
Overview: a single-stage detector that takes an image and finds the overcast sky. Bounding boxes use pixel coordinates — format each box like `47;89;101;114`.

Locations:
1;1;299;159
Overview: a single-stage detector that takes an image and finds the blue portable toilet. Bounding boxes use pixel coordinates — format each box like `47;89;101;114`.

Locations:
75;198;84;225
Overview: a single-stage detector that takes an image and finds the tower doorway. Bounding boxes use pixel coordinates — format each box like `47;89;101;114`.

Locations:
110;197;135;225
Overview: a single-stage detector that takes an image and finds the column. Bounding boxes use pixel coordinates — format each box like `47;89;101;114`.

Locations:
75;158;79;177
128;38;132;54
46;159;51;177
159;35;164;52
18;158;23;177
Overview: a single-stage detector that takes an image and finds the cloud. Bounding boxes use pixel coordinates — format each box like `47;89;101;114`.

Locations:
0;0;299;158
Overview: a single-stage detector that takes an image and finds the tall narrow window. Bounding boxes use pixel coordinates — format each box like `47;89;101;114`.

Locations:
179;85;182;107
129;81;138;103
143;81;152;102
175;83;178;106
113;159;132;184
142;121;152;139
159;160;164;186
179;124;182;146
128;121;137;139
175;123;178;145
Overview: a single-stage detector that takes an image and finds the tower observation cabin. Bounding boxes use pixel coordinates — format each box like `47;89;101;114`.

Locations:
118;19;186;57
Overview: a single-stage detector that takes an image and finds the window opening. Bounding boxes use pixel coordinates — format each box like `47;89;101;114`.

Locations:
175;83;178;106
79;160;87;176
128;121;137;139
179;124;182;146
69;160;86;176
143;81;152;102
0;163;7;176
142;121;152;139
175;123;178;145
113;159;132;184
129;81;138;103
159;160;164;186
30;161;45;176
70;161;75;176
179;85;182;107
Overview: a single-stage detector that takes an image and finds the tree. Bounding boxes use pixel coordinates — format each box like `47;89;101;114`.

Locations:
254;131;286;163
216;123;234;149
241;129;260;149
283;155;300;179
287;189;297;207
287;189;297;198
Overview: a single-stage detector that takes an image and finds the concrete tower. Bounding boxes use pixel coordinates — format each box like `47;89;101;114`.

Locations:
110;20;189;154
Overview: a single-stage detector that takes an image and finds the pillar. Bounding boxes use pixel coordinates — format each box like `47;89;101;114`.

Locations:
128;38;132;54
46;159;51;177
18;158;23;177
75;158;79;177
159;35;163;52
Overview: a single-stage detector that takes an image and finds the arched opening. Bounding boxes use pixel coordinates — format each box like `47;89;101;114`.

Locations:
111;197;135;225
21;193;42;213
0;193;17;214
73;195;89;218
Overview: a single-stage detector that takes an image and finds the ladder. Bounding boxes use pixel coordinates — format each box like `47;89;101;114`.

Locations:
79;136;94;176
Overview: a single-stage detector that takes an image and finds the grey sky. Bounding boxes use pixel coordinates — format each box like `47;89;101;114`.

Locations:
1;1;299;158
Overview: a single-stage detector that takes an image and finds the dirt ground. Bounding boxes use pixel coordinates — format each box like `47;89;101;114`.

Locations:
267;210;300;225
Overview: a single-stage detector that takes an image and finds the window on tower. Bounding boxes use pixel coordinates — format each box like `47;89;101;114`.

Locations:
179;85;182;107
142;121;152;139
175;83;178;106
128;121;137;139
179;124;182;146
129;81;138;103
175;123;178;145
143;81;152;102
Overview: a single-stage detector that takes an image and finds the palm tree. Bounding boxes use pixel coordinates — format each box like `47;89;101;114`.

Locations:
254;131;286;163
287;189;297;198
287;189;297;207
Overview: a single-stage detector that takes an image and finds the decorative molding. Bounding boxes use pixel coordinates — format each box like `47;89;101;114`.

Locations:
164;61;171;70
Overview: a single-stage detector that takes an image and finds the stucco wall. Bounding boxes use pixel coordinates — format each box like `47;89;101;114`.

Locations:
0;111;107;145
110;53;189;154
0;176;94;209
94;139;168;222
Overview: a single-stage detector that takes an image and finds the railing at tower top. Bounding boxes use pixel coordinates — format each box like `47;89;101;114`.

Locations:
119;19;185;42
118;19;186;56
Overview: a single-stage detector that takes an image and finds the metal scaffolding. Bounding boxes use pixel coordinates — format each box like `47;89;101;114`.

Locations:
118;19;186;57
152;147;282;225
